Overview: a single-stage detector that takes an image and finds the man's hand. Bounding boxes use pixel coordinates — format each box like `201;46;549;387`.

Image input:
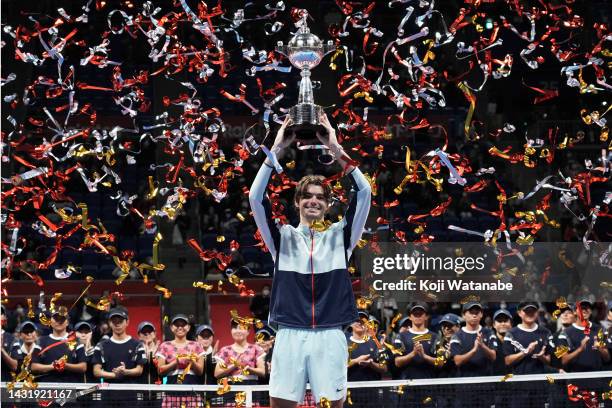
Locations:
317;113;339;148
53;359;66;372
533;345;547;359
472;332;483;351
271;116;295;151
352;354;370;365
526;341;538;354
578;336;590;352
358;358;374;367
112;362;126;379
413;341;425;357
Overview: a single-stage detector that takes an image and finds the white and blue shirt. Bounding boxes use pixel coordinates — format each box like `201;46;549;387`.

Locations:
249;164;371;329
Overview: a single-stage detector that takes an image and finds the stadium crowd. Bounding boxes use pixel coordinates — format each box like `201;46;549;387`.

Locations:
2;296;612;407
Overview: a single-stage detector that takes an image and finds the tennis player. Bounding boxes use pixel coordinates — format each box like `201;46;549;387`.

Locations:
249;113;371;407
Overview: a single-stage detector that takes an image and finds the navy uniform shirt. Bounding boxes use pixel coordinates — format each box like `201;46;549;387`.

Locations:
203;347;218;385
548;328;569;370
450;326;498;377
31;334;86;383
1;330;15;382
91;336;147;383
348;336;382;381
394;328;438;379
605;327;612;371
493;334;509;375
82;346;96;383
431;336;457;378
557;322;607;372
502;324;551;374
10;341;35;375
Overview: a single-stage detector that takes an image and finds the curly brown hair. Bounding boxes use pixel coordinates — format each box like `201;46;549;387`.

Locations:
293;175;332;205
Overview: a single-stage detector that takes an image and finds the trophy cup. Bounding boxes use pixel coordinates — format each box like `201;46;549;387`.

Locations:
276;12;335;145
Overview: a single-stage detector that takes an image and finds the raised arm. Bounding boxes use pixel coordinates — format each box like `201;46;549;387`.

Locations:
318;113;372;253
248;116;294;260
342;167;372;253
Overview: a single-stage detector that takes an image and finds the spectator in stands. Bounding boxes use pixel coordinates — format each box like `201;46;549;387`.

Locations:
12;303;26;330
74;321;95;382
434;313;461;378
451;301;497;375
201;205;220;232
600;304;612;331
92;307;147;406
249;285;271;322
386;316;411;381
255;325;277;406
375;293;398;332
215;319;265;385
433;313;461;408
558;299;610;371
11;321;38;376
396;315;411;334
347;311;386;407
31;306;87;383
137;321;161;405
450;301;497;408
1;305;17;383
557;299;610;404
255;324;276;382
138;321;159;361
503;302;552;408
94;319;111;344
195;324;218;385
156;314;205;407
549;305;575;371
220;208;240;235
394;302;438;379
172;208;191;246
394;302;438;406
492;309;513;375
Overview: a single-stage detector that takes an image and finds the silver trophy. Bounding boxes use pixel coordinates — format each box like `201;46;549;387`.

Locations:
276;13;335;144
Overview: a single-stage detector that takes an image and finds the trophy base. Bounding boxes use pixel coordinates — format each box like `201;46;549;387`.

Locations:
288;103;327;144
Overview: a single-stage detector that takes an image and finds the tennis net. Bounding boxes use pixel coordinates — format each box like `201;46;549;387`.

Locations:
2;371;611;407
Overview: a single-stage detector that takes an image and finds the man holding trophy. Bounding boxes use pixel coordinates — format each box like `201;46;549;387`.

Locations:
248;12;372;407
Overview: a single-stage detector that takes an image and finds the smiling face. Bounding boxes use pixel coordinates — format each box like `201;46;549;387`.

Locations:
493;317;512;335
138;326;156;343
560;309;575;326
441;322;459;338
171;320;190;339
231;323;249;343
351;320;366;336
578;303;592;321
295;184;330;224
197;331;214;349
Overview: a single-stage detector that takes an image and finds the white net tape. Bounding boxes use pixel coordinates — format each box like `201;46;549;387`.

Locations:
3;371;612;407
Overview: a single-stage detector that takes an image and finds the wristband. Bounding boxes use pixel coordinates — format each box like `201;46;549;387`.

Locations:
263;161;274;169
